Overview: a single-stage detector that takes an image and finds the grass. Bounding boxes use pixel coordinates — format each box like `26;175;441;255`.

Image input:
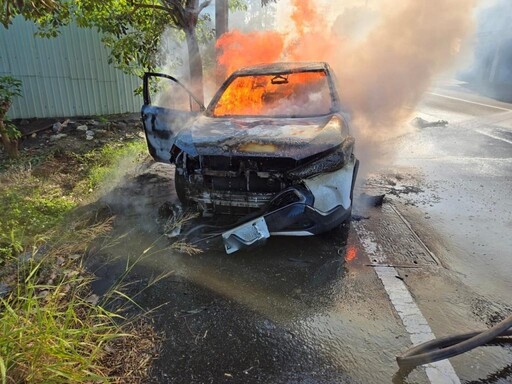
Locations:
77;141;146;194
0;131;159;383
0;215;160;383
0;259;123;383
0;187;75;259
163;211;203;256
0;140;146;260
0;216;116;383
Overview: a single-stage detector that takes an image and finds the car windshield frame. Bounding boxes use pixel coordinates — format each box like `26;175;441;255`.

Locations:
206;68;341;119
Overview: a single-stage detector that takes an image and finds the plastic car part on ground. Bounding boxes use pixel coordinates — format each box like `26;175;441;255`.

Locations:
222;217;270;254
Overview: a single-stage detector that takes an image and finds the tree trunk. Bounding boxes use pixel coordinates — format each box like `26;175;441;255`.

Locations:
215;0;228;40
215;0;229;86
184;25;205;105
0;102;18;158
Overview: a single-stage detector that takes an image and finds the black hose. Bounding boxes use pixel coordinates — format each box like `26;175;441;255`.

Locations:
396;314;512;368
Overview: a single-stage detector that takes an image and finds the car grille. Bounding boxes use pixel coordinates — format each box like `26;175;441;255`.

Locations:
201;155;297;173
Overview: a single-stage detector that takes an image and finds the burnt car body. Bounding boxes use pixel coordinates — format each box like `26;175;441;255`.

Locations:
141;62;358;253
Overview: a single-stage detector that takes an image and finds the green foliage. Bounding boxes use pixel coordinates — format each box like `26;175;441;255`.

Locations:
0;0;70;30
0;76;22;143
0;187;76;260
0;76;22;105
76;0;171;77
4;120;21;139
229;0;248;11
79;140;146;192
2;1;221;79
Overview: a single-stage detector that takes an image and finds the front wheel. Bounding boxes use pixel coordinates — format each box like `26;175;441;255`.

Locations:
174;168;190;206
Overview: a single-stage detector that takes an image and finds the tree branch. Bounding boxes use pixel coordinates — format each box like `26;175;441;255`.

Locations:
161;0;187;28
131;2;187;27
132;3;172;14
198;0;212;14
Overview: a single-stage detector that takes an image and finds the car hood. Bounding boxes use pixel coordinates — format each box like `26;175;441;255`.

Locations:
174;114;348;161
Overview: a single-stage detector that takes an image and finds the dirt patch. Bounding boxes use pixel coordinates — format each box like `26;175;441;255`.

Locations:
1;113;143;166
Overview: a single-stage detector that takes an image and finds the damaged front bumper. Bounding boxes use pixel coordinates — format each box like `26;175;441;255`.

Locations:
221;157;358;254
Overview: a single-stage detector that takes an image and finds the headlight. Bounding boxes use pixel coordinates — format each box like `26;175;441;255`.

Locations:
286;136;355;180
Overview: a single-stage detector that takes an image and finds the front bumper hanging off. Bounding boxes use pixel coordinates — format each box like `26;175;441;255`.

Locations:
221;159;358;254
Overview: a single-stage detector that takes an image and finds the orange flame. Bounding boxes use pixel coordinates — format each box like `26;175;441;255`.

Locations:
290;0;319;36
216;0;334;76
345;246;357;262
216;30;285;76
213;72;330;116
214;0;339;116
214;0;475;175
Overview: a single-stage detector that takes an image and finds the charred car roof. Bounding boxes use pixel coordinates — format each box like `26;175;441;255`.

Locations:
231;62;332;76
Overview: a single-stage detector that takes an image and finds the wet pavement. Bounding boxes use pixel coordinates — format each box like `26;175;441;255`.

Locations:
88;81;511;383
395;81;512;304
91;210;420;383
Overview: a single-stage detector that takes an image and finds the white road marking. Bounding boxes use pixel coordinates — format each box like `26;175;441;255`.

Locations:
354;223;461;384
476;129;512;146
428;92;512;112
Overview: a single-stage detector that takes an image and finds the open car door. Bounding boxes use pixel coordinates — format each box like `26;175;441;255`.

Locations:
141;73;205;163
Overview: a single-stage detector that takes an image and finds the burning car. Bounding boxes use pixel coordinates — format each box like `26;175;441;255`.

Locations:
141;62;358;253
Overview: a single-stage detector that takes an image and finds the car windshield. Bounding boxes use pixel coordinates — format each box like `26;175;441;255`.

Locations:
211;70;333;117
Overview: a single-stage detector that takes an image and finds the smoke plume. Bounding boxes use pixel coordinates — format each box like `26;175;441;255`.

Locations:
216;0;476;175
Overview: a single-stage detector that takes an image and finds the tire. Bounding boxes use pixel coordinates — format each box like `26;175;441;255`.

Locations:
174;167;190;206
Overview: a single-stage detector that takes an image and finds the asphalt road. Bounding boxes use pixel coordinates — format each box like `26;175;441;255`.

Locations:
91;80;512;384
398;81;512;305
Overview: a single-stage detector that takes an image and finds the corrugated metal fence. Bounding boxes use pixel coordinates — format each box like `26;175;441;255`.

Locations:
0;17;141;119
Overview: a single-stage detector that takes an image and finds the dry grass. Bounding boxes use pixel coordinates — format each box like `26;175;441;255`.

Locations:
163;210;203;255
100;319;161;383
0;162;34;185
170;240;203;256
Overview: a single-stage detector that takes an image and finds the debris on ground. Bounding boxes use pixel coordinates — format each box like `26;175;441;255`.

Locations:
1;113;143;165
411;117;449;128
387;185;424;197
99;319;162;382
359;193;385;207
52;122;62;133
86;130;95;140
158;202;185;238
351;214;370;221
50;133;67;141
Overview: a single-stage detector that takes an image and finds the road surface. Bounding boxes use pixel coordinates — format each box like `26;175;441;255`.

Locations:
91;80;512;383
